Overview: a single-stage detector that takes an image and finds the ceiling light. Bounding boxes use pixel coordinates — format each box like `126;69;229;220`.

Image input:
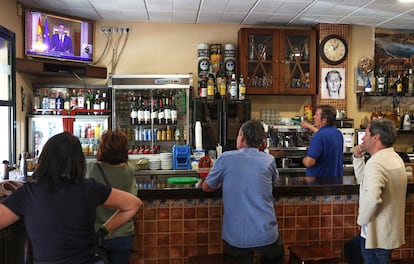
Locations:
399;0;414;3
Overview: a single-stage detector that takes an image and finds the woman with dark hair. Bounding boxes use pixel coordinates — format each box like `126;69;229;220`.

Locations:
0;132;142;264
86;130;138;264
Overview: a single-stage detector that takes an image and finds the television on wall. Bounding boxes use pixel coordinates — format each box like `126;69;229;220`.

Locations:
25;9;94;63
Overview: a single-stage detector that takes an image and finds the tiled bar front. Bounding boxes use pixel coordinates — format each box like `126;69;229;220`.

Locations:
130;185;414;264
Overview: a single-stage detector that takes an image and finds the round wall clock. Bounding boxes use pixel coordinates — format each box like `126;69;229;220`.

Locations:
320;35;348;65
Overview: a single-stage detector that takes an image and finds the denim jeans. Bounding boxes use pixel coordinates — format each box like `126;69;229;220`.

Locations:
223;236;284;264
101;236;133;264
360;237;392;264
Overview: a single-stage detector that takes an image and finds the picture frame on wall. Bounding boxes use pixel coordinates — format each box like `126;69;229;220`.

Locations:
321;68;345;99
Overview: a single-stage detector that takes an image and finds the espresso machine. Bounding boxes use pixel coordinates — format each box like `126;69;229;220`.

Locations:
268;125;311;168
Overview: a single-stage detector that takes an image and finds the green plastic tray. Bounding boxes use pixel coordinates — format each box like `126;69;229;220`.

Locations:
167;177;198;185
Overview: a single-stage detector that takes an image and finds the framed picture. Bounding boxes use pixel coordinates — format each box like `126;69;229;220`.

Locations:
321;68;345;99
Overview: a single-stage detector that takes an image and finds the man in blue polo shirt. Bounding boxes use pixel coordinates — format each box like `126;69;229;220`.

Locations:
302;105;343;184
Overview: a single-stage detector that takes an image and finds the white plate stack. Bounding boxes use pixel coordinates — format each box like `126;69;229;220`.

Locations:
160;152;173;170
148;158;161;170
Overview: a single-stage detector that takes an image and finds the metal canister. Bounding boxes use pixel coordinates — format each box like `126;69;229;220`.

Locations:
197;43;210;79
1;160;9;180
224;43;236;78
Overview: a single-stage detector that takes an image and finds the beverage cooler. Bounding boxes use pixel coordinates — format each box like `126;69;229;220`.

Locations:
192;98;251;151
27;85;111;158
110;74;192;155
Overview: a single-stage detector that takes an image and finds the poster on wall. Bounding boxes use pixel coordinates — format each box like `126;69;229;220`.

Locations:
321;68;345;99
375;28;414;60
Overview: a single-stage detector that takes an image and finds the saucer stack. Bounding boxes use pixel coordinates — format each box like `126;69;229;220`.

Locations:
160;152;173;170
148;158;161;170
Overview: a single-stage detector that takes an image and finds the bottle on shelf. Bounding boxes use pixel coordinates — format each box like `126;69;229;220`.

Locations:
77;89;86;111
33;89;41;113
137;95;144;125
376;65;386;95
63;92;71;113
41;89;49;115
238;74;246;100
171;94;178;125
216;65;227;99
207;68;215;100
229;73;238;100
150;98;159;125
199;78;207;98
49;90;56;115
55;91;64;115
130;96;138;125
100;92;107;112
93;90;101;114
164;97;171;125
158;97;165;125
408;68;414;96
70;89;78;110
143;98;151;125
396;74;403;94
166;126;172;141
403;111;411;131
85;89;94;113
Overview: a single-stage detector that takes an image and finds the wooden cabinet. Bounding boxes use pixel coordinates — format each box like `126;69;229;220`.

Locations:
238;28;316;95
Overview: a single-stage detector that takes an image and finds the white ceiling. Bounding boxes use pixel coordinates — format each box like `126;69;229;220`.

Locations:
17;0;414;30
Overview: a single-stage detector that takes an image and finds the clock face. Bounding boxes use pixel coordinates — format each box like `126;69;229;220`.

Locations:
320;35;348;65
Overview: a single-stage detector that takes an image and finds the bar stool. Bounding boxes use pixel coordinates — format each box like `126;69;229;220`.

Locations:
289;245;341;264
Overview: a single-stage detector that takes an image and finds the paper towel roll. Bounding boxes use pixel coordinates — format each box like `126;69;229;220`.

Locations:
195;121;203;150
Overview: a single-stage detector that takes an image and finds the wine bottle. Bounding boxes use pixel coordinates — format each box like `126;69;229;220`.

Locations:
158;98;165;125
376;66;386;95
171;95;177;125
238;74;246;100
408;68;414;96
49;90;56;115
93;90;101;115
41;89;49;115
130;96;138;125
164;97;171;125
143;98;151;125
150;98;158;124
137;95;144;125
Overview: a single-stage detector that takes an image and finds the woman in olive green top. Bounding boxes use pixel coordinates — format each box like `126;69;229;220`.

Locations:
86;130;139;264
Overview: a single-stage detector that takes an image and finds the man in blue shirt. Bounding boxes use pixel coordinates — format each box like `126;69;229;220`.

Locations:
202;120;284;264
302;105;343;184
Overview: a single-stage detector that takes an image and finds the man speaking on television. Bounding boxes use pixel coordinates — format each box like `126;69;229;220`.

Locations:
50;23;73;54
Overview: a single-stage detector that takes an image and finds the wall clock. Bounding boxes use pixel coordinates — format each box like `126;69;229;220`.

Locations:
320;35;348;65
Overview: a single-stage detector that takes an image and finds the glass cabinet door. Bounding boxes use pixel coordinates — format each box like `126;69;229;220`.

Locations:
278;30;316;95
239;28;279;94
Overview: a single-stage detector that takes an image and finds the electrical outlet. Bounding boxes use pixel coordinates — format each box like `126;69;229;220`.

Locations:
100;26;111;34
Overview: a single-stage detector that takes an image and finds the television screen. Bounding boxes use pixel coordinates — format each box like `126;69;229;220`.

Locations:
25;9;94;63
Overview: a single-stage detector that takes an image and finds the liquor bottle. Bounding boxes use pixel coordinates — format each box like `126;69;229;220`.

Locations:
93;90;101;115
216;64;227;99
70;89;78;110
408;68;414;96
164;97;171;125
33;89;41;113
85;89;94;113
100;92;107;112
229;73;238;100
207;69;215;100
150;98;158;124
49;90;56;115
158;98;165;125
143;98;151;125
63;92;71;113
166;126;172;141
130;96;138;125
55;91;64;115
77;89;86;110
376;66;386;95
238;74;246;100
171;95;177;125
41;89;49;115
402;70;409;94
396;74;403;94
199;78;207;98
137;96;144;125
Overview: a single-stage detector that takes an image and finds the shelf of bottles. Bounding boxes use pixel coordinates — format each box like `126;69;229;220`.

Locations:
113;86;191;155
30;85;110;158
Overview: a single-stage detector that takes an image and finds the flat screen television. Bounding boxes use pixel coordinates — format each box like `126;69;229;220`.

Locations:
25;9;94;63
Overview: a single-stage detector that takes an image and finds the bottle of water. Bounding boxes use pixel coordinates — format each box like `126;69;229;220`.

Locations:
229;73;238;100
